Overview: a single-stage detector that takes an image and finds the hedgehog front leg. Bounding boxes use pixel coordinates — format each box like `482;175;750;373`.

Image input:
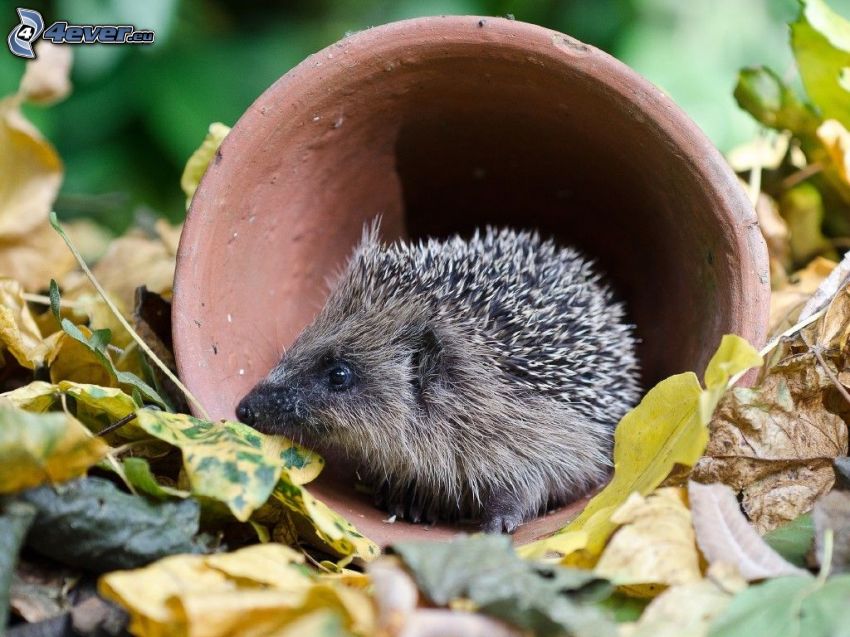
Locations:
373;479;440;524
481;489;530;534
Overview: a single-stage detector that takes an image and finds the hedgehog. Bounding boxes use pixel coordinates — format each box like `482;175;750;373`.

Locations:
236;224;641;533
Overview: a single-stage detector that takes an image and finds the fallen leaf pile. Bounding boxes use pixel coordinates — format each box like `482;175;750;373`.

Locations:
5;3;850;636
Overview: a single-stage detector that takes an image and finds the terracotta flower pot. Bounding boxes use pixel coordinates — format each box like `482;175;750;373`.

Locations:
173;16;770;546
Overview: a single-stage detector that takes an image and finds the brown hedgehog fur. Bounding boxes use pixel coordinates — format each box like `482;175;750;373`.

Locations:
236;223;640;532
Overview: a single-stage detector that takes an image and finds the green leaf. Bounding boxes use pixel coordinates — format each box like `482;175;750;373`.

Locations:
122;457;189;500
791;0;850;128
50;274;169;410
0;500;37;633
734;66;821;136
19;477;207;573
709;574;850;637
134;410;287;522
271;478;379;560
48;279;61;320
596;593;648;623
393;534;616;637
763;514;814;568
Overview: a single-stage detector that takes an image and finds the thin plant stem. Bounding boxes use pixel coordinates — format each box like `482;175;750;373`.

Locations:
22;292;80;309
49;212;211;420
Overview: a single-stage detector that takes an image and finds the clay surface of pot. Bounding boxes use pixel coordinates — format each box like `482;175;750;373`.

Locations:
173;16;770;546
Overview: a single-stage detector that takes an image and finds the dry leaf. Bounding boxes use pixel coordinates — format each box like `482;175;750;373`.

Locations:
594;488;701;595
812;490;850;573
62;228;177;346
62;219;113;264
752;189;791;283
0;278;48;368
623;563;746;637
18;41;72;105
688;481;804;580
769;257;836;337
0;39;75;291
694;291;850;533
819;119;850;187
99;543;375;637
0;99;61;239
0;220;76;293
801;251;850;322
0;406;108;494
693;353;848;532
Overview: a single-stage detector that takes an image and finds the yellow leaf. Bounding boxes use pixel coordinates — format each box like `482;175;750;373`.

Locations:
98;544;374;637
625;563;746;637
0;98;61;239
47;329;116;387
58;381;135;419
522;335;762;564
134;410;286;522
699;334;765;423
0;380;56;412
0;406;108;494
272;481;380;561
594;488;701;595
819;119;850;186
0;278;48;368
58;381;144;438
181;122;230;209
0;93;75;291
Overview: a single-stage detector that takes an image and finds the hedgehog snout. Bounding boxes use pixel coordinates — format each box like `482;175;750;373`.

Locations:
235;384;299;433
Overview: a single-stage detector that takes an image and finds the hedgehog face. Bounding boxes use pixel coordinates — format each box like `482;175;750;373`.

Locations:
235;307;438;454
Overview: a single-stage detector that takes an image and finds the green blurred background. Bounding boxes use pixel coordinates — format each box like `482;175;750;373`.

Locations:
1;0;844;233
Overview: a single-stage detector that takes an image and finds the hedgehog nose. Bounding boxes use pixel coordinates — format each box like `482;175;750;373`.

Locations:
235;399;256;425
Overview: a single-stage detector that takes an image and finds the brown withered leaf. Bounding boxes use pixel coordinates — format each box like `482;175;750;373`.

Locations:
18;41;72;105
693;347;849;533
132;287;187;413
695;284;850;533
0;279;48;369
753;189;791;285
812;490;850;574
769;257;836;338
688;481;804;580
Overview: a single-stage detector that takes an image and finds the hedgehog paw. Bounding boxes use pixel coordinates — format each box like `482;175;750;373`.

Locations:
374;480;437;525
482;492;527;534
481;513;523;534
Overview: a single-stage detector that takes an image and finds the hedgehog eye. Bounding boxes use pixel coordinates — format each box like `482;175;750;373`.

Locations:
327;362;354;391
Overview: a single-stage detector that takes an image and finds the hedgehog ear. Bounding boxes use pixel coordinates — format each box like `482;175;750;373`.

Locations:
410;324;446;402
